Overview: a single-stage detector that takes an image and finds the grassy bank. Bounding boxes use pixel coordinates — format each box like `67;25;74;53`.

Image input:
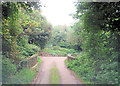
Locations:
65;53;118;84
2;57;38;84
6;68;37;84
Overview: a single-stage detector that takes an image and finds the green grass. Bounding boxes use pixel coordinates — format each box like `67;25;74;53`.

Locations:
49;65;60;84
5;68;37;84
2;56;39;84
37;56;42;63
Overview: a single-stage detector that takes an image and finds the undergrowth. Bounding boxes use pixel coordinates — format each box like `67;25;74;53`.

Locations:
2;57;38;84
65;52;119;84
44;46;78;56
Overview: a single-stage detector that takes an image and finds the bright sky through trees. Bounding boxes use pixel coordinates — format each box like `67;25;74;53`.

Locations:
41;0;76;26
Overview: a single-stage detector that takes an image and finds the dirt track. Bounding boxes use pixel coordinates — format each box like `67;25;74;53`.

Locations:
32;57;82;84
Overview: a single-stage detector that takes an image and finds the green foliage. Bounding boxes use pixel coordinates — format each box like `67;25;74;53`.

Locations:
29;31;51;50
2;1;119;85
2;57;17;83
44;46;78;56
17;44;40;60
66;2;119;84
50;25;74;49
27;11;52;49
16;36;40;60
37;57;42;63
2;2;52;61
66;53;119;84
2;2;50;84
4;68;36;84
2;57;37;84
50;25;82;50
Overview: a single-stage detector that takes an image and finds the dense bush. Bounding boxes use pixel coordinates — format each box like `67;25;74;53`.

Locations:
16;36;40;60
44;46;78;56
1;2;52;84
66;53;119;84
17;44;40;60
2;57;17;83
5;68;36;84
2;56;37;84
64;2;119;84
2;2;52;61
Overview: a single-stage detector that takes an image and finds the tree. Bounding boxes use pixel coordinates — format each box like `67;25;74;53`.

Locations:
70;1;120;84
2;2;52;60
50;25;73;48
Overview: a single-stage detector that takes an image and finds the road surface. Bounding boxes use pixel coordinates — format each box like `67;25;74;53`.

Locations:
32;57;82;84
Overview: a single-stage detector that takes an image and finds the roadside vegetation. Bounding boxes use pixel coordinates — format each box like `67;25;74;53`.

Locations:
2;58;37;84
43;46;78;57
65;2;119;84
1;1;119;84
1;2;52;84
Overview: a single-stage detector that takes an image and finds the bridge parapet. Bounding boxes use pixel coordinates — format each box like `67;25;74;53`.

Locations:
67;54;76;62
18;55;38;71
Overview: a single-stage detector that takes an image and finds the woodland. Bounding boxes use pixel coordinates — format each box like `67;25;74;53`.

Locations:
1;1;119;84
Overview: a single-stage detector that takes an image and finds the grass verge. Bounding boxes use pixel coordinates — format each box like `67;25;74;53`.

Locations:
5;67;37;84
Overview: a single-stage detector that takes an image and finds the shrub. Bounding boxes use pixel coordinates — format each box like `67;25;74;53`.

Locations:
2;57;37;84
44;46;78;57
18;44;40;59
2;57;17;83
6;68;36;84
52;46;60;50
65;52;119;84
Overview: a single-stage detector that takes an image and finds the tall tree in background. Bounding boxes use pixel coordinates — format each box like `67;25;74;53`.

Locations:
50;25;74;49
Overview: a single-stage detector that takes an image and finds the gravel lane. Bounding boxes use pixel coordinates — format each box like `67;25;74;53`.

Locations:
32;57;82;84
